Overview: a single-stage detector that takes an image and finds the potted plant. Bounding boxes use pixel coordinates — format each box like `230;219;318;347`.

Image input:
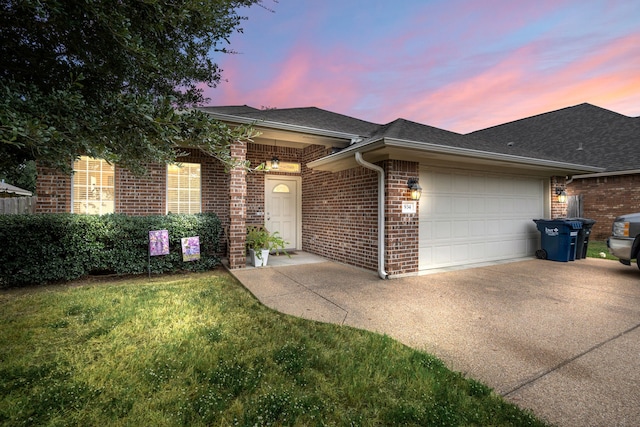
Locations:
246;226;289;267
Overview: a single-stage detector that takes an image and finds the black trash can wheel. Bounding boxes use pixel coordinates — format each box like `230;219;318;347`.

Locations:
535;249;547;259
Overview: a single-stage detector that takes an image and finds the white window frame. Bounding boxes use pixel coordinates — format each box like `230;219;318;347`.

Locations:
166;162;201;214
71;156;115;215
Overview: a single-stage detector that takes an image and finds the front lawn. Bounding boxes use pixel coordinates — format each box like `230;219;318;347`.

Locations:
0;270;547;426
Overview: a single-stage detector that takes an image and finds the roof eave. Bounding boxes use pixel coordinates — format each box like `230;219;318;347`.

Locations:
200;110;363;141
307;138;605;174
572;169;640;179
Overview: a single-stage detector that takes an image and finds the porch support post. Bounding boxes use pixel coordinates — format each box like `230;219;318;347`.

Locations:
228;142;247;269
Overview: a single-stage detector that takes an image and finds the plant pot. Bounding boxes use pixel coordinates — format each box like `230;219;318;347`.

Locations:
249;249;270;267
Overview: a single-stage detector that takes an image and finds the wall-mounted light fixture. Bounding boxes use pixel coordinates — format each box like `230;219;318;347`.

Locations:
555;186;567;203
271;140;279;170
407;178;422;201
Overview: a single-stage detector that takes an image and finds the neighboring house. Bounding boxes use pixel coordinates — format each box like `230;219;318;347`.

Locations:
0;180;33;197
470;103;640;240
0;180;34;214
36;105;602;278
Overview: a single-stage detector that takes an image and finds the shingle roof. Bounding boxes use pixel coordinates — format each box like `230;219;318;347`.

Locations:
202;103;629;172
200;105;380;137
356;118;588;164
468;103;640;172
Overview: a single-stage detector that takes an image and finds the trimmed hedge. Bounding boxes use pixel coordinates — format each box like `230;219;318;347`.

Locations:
0;213;222;287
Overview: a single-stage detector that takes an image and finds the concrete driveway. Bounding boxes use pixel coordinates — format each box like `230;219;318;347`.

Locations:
231;256;640;427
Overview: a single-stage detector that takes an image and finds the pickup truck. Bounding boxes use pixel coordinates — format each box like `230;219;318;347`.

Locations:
607;212;640;270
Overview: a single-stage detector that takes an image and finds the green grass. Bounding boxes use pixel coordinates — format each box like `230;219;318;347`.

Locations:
586;240;617;260
0;270;548;426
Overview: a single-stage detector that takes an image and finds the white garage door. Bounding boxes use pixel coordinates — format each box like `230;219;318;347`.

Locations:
419;168;544;270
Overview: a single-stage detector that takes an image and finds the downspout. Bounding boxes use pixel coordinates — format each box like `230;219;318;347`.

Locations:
355;152;388;279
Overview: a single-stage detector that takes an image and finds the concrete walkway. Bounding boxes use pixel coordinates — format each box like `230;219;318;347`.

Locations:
231;255;640;427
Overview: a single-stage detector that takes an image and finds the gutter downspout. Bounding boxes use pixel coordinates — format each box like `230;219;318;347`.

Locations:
355;152;388;279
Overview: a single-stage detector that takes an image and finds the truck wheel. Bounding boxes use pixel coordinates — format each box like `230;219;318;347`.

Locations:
637;257;640;270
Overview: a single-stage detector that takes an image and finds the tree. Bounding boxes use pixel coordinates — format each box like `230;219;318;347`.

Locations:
0;0;264;175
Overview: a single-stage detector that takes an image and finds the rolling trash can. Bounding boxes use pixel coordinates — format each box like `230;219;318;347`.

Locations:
533;219;582;262
568;218;596;259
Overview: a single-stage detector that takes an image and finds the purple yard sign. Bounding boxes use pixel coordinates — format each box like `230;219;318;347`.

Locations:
149;230;170;256
181;236;201;262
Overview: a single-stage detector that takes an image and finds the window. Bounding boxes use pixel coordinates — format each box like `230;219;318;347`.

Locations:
167;163;201;213
272;184;290;193
72;156;115;214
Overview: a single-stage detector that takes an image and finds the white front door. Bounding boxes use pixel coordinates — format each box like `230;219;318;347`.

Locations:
265;176;301;250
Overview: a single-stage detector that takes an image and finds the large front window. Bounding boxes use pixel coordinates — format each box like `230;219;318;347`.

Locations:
167;163;201;213
72;156;115;214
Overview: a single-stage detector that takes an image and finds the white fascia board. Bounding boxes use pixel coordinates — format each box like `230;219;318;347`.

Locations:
572;169;640;179
308;137;605;173
384;138;604;173
202;111;362;141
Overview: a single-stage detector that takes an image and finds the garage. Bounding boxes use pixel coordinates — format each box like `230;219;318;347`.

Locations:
419;167;544;270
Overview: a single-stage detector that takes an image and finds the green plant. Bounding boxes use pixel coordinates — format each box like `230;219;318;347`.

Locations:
0;271;549;426
245;226;289;260
0;213;222;287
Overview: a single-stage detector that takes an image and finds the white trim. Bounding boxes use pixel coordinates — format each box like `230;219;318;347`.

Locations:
571;169;640;179
166;162;202;214
309;137;603;173
201;111;361;141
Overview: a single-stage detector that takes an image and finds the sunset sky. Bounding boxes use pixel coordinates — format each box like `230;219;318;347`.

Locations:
205;0;640;133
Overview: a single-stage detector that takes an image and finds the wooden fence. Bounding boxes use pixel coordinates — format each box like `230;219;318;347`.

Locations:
0;196;37;214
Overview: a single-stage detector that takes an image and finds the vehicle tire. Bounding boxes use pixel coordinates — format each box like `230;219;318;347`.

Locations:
535;249;547;260
636;257;640;270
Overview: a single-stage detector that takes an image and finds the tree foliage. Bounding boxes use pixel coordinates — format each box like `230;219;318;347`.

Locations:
0;0;263;175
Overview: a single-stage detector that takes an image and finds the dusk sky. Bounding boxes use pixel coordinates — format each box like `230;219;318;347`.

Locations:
205;0;640;133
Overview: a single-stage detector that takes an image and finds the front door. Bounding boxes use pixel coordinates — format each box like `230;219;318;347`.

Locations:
265;176;300;250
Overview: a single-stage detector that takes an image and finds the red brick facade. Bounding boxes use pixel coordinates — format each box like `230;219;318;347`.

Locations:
301;145;380;272
37;143;568;276
228;143;247;269
35;167;71;213
384;160;420;275
550;176;568;219
568;173;640;239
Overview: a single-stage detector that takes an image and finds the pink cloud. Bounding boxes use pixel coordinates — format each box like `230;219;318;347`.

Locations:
387;32;640;132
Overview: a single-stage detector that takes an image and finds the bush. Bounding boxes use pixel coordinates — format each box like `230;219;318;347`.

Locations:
0;213;222;287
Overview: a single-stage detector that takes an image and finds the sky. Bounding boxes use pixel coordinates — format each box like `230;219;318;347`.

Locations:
205;0;640;133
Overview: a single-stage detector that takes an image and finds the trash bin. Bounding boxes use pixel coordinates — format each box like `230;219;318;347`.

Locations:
565;218;596;259
533;219;582;262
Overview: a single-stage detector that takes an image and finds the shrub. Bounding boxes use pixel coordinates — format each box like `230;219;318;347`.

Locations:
0;213;221;287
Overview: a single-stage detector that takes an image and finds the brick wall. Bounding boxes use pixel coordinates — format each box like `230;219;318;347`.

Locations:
227;143;247;268
384;160;420;275
35;143;425;275
568;173;640;239
36;149;229;218
550;176;568;219
301;145;379;272
35;166;71;213
115;163;165;215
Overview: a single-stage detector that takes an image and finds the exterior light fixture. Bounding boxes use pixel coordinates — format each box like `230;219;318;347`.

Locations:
555;186;567;203
407;178;422;201
271;140;279;170
270;155;279;170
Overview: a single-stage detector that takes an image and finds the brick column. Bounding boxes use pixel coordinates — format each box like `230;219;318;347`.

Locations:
384;160;420;275
550;176;568;218
228;142;247;269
